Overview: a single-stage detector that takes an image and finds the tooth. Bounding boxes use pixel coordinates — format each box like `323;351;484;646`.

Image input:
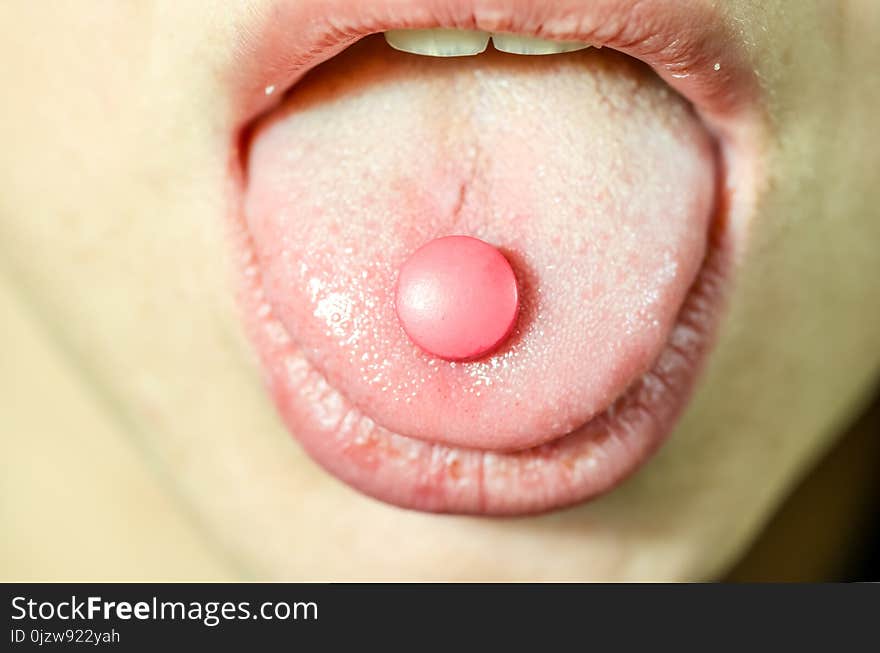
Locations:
384;29;490;57
491;33;590;55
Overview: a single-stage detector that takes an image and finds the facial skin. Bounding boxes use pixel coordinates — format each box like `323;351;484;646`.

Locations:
1;1;878;580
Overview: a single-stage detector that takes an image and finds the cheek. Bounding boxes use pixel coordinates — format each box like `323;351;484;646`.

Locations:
657;10;880;564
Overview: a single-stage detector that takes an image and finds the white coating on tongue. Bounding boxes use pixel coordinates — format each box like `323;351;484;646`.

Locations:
243;36;715;452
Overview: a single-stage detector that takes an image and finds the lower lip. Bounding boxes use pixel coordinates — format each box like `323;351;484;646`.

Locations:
232;194;730;516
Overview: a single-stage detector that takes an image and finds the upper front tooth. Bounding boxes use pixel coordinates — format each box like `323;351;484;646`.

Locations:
384;29;490;57
491;33;591;55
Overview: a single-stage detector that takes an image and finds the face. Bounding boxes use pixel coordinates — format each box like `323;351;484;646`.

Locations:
1;0;878;580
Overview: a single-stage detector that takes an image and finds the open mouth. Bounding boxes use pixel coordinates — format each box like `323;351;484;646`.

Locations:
227;0;767;515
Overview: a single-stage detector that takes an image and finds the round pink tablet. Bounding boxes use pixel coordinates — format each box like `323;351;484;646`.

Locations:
395;235;519;361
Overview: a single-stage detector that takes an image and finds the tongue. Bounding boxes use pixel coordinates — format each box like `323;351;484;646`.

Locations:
244;35;715;452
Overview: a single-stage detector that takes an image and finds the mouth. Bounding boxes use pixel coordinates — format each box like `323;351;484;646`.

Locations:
226;0;767;515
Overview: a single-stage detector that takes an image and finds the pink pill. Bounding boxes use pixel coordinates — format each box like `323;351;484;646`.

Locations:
395;235;519;361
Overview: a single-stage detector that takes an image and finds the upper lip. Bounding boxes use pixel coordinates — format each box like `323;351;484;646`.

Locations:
226;0;769;514
229;0;766;141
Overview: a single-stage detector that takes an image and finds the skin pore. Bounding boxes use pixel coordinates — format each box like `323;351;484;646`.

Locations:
1;1;879;580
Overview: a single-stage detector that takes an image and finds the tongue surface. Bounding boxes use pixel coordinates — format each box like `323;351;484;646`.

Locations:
244;36;715;452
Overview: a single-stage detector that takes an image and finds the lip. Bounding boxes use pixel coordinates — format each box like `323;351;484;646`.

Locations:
225;0;768;515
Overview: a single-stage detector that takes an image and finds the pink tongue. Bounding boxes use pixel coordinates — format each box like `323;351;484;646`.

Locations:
244;36;715;452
